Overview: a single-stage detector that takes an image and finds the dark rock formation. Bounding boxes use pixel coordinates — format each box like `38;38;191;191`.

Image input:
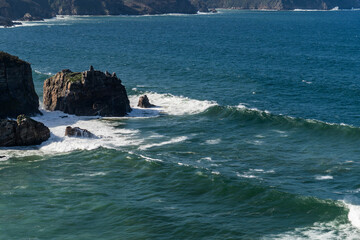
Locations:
190;0;209;12
0;115;50;147
138;95;155;108
19;13;44;21
0;16;19;27
43;67;132;117
0;52;41;118
65;126;96;138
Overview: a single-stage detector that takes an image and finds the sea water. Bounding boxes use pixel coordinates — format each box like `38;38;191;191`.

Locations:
0;9;360;239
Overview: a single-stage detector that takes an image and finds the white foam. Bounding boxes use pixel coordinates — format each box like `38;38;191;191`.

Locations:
14;20;69;28
264;220;359;240
139;136;188;150
348;203;360;229
73;172;107;177
265;199;360;239
302;80;313;84
249;168;275;174
0;110;143;158
205;139;221;145
178;162;190;167
236;172;258;179
0;155;10;161
237;103;271;114
343;197;360;230
34;70;53;76
138;154;163;162
128;92;217;116
315;175;334;180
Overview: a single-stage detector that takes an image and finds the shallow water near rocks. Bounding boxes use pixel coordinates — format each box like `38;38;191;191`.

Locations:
1;10;360;239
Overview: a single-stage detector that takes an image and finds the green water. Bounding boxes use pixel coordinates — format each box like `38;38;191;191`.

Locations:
1;10;360;239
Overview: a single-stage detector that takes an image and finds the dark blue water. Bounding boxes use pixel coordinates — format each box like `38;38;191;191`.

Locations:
1;10;360;239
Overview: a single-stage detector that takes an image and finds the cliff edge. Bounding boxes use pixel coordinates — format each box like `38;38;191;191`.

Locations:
0;52;41;118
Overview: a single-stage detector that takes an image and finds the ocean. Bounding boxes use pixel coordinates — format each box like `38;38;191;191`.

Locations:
0;9;360;239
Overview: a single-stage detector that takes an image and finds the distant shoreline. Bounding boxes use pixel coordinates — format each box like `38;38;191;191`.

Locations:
2;6;360;28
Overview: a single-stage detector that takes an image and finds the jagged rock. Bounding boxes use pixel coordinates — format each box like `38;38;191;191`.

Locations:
65;126;96;138
137;95;155;108
43;67;132;116
19;13;44;21
0;52;41;118
0;16;16;27
0;115;50;147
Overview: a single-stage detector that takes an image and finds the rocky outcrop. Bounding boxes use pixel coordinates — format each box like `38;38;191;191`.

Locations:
65;126;96;138
190;0;209;12
0;16;21;27
19;13;44;21
0;52;41;118
138;95;155;108
0;115;50;147
43;66;132;117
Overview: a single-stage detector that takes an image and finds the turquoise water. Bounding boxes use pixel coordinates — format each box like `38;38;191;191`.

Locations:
1;10;360;239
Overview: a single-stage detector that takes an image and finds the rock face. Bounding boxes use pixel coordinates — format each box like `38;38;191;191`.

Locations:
43;67;132;117
138;95;155;108
65;126;96;138
0;52;41;118
0;115;50;147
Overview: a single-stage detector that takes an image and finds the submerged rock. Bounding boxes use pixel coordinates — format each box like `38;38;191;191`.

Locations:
137;95;155;108
65;126;96;138
0;115;50;147
0;52;41;118
43;67;132;116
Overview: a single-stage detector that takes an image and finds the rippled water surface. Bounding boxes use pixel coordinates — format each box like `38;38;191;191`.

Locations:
1;10;360;239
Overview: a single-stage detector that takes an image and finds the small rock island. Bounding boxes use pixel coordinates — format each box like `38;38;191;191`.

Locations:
43;66;132;116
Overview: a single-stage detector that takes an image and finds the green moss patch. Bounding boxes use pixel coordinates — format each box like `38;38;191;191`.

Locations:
66;72;82;83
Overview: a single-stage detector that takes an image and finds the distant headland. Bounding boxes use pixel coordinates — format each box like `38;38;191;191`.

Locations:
1;0;359;27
